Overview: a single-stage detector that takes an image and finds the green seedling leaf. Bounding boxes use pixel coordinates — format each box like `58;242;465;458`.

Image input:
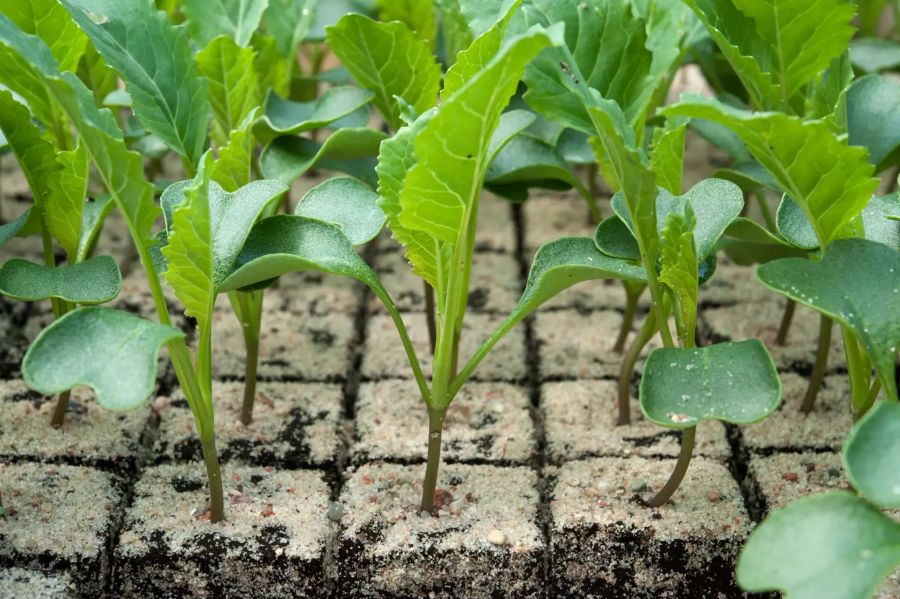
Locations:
757;238;900;401
326;14;441;131
308;0;373;41
260;128;387;186
0;0;87;73
0;209;37;249
776;196;819;251
847;75;900;173
263;0;316;59
196;35;261;147
46;142;89;259
254;86;374;145
691;115;752;163
77;195;115;263
182;0;269;47
252;33;289;97
664;96;879;246
377;0;435;44
737;492;900;599
458;0;515;37
777;193;900;251
844;402;900;508
650;121;687;195
485;132;589;202
640;339;781;429
806;52;852;123
22;306;183;411
850;38;900;73
217;215;382;293
659;210;699;347
210;108;260;192
713;160;779;193
597;178;744;262
61;0;209;167
294;177;385;245
719;217;807;266
0;255;120;304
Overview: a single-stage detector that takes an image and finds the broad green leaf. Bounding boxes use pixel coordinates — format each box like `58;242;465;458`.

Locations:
737;492;900;599
436;0;473;63
0;17;56;128
260;127;387;186
46;142;89;259
720;216;807;266
308;0;373;41
691;115;752;162
210;109;259;192
659;210;698;347
61;0;209;167
844;402;900;508
850;38;900;73
713;159;779;192
252;33;289;96
457;0;515;37
650;121;687;195
326;14;440;131
485;133;590;202
757;238;900;401
806;52;852;124
294;177;385;245
196;35;261;147
520;0;655;133
0;0;87;72
779;192;900;251
182;0;269;47
776;196;819;251
76;42;118;106
847;75;900;173
76;195;115;263
0;209;37;249
640;339;781;428
0;255;120;304
376;0;435;44
22;306;184;411
263;0;316;58
254;86;374;144
664;96;879;246
217;215;383;293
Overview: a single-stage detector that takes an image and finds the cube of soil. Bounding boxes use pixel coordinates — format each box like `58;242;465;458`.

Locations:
361;312;527;382
548;457;749;598
369;251;522;314
474;193;517;254
153;381;343;469
541;380;731;462
534;310;665;380
336;462;544;598
746;452;849;516
522;194;598;258
0;567;73;598
0;296;33;377
741;373;852;453
701;298;845;372
353;379;535;464
275;270;362;316
114;463;331;598
212;309;354;382
0;462;122;596
539;279;653;312
0;379;150;468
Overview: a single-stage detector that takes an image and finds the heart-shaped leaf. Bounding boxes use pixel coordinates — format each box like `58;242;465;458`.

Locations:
254;86;374;144
847;74;900;172
596;178;744;261
294;176;385;245
22;306;184;410
737;492;900;599
0;255;121;304
843;402;900;508
757;238;900;401
640;340;781;429
259;128;387;187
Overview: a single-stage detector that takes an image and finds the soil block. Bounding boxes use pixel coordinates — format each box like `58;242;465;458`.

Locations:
522;194;597;258
275;270;362;316
353;380;535;464
0;380;150;468
698;263;773;307
541;380;730;463
548;457;749;598
114;463;331;598
0;296;33;377
361;312;527;382
0;567;73;598
153;381;343;469
335;462;544;598
0;462;122;597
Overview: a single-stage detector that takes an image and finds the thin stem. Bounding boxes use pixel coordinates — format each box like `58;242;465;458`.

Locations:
199;429;225;523
645;426;696;507
613;284;641;354
424;282;436;355
855;379;882;422
50;391;71;428
230;291;264;426
617;311;658;426
800;314;832;413
775;299;796;346
843;326;872;416
420;407;446;514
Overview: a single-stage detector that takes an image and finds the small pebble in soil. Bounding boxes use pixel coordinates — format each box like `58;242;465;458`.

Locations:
595;480;613;494
486;530;506;546
782;472;799;482
707;491;721;503
327;502;345;522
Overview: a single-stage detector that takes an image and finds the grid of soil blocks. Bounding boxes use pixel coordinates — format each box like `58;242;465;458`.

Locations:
114;463;331;598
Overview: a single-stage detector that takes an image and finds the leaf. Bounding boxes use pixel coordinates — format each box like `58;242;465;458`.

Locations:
76;195;115;263
308;0;373;41
0;209;37;249
46;142;89;259
263;0;316;58
260;127;387;186
844;402;900;508
61;0;209;167
294;176;385;245
457;0;516;37
485;132;590;202
0;0;87;72
719;216;807;266
650;121;687;195
196;35;261;147
376;0;435;45
210;108;260;192
850;38;900;73
663;96;879;246
182;0;269;47
846;75;900;173
326;14;440;131
640;339;781;428
737;492;900;599
217;215;383;293
659;210;699;347
806;51;852;123
251;33;289;96
0;255;120;304
253;86;374;145
519;0;656;133
22;306;184;411
757;238;900;402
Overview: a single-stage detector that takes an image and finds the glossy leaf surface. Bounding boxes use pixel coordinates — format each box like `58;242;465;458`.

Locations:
843;402;900;508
